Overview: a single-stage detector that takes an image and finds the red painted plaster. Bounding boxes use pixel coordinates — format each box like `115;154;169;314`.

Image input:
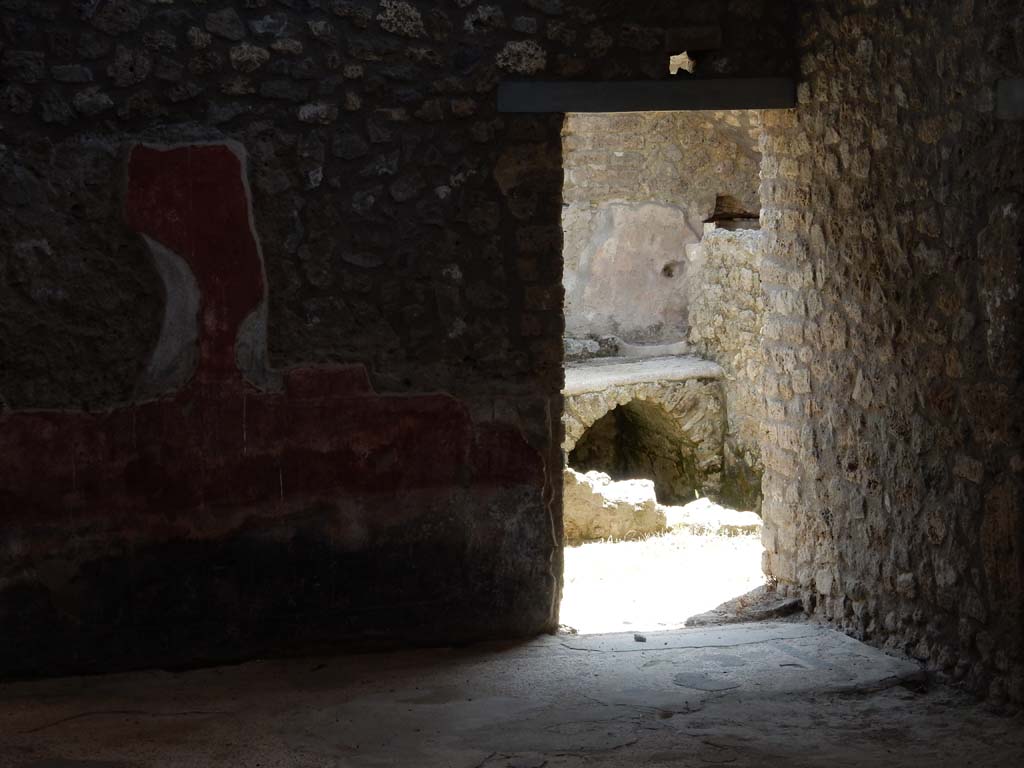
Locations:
0;143;542;527
126;144;266;385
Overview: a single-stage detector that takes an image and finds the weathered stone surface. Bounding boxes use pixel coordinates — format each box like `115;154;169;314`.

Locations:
206;9;247;41
687;227;766;509
465;6;506;34
664;498;763;537
72;87;114;115
563;356;722;396
496;41;547;74
377;0;426;39
758;2;1024;705
13;622;1019;768
562;111;761;347
977;198;1023;375
563;361;726;504
563;468;665;542
271;38;303;55
685;585;803;627
562;202;700;344
230;43;270;74
187;26;213;49
107;46;152;88
298;102;338;124
565;337;603;361
91;0;147;36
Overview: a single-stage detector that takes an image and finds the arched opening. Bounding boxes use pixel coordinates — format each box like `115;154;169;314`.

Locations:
561;393;766;635
568;399;705;505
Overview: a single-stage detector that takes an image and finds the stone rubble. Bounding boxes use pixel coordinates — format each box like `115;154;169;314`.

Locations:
562;468;666;543
664;498;763;537
563;467;763;543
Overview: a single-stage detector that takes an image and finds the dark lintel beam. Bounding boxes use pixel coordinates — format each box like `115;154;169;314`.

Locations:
498;78;796;113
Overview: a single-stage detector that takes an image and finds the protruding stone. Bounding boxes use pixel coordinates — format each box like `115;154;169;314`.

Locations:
107;46;152;88
72;86;114;116
298;102;339;125
206;9;247;41
91;0;147;35
271;39;304;55
230;43;270;73
563;468;666;542
465;5;505;34
496;40;547;74
187;27;213;50
307;20;335;40
250;13;290;38
377;0;426;38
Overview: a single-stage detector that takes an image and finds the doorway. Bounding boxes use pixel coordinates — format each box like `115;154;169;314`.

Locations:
558;109;768;634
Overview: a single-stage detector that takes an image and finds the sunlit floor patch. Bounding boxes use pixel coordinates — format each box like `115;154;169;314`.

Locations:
560;506;766;635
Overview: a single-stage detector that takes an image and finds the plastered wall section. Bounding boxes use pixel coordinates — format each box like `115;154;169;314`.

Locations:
562;110;761;344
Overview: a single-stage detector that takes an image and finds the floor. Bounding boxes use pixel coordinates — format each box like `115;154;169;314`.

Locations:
2;623;1022;767
561;527;766;634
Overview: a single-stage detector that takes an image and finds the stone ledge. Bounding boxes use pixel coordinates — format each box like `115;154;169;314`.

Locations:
564;355;724;396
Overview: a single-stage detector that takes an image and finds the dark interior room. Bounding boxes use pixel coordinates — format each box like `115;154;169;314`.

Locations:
1;1;1022;765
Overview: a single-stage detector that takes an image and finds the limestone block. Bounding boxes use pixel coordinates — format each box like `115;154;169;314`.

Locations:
563;468;666;542
663;498;763;537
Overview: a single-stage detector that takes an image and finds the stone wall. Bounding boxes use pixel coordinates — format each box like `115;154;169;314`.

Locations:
687;227;766;509
760;0;1024;704
0;1;795;677
562;110;761;346
4;0;1021;709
